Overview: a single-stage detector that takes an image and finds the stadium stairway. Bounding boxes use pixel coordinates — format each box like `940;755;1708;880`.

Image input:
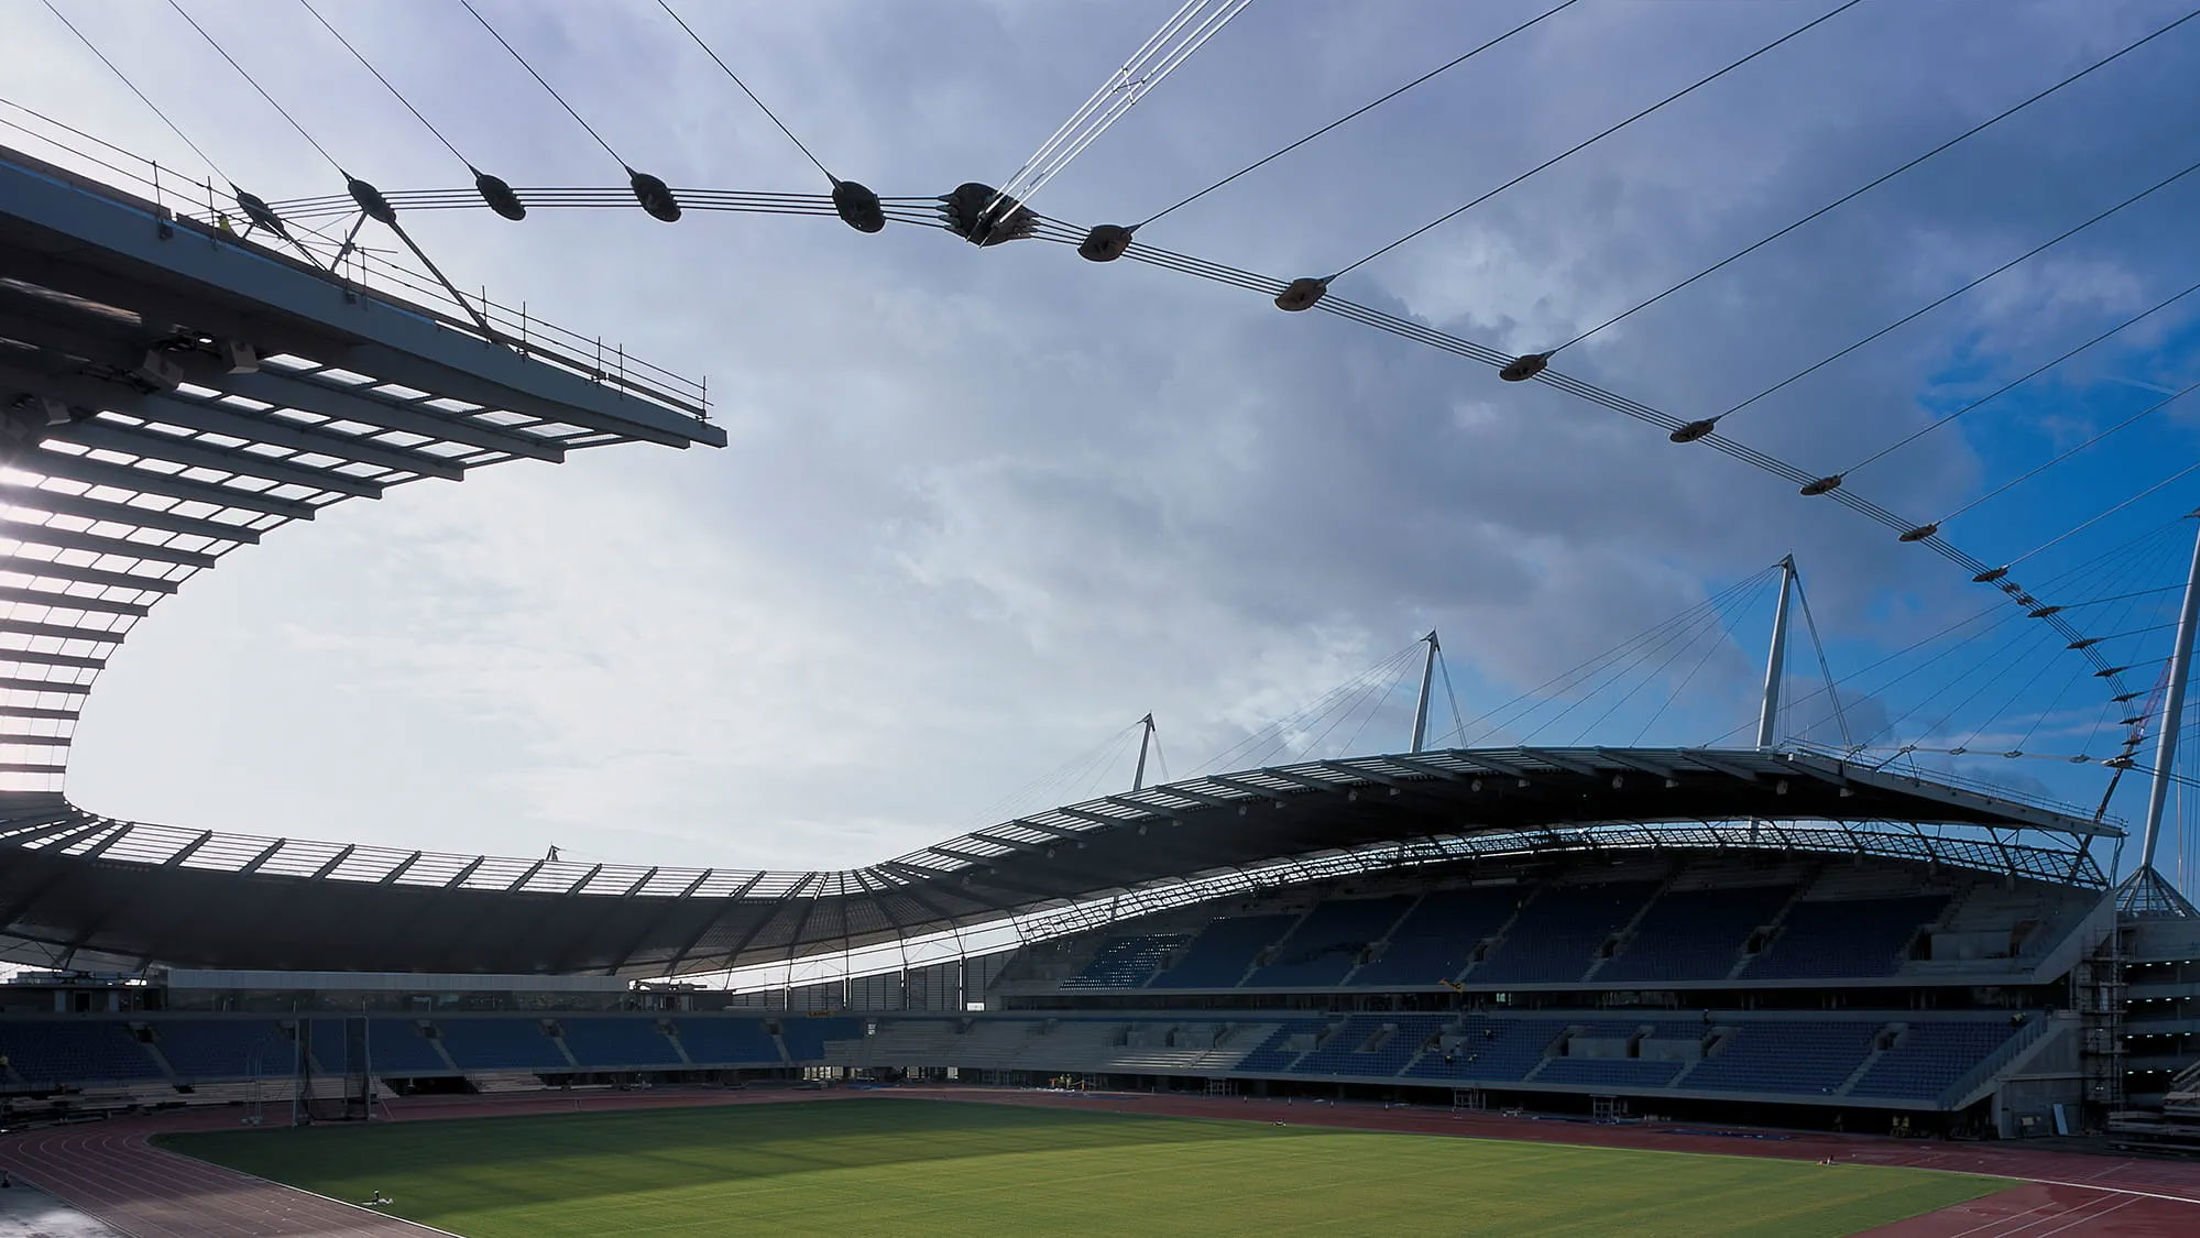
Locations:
1149;912;1306;989
670;1017;785;1067
1243;897;1416;989
1680;1019;1880;1096
2164;1057;2200;1117
1931;1015;2061;1110
1344;887;1522;988
177;1076;379;1107
556;1016;685;1070
141;1038;182;1086
434;1018;573;1073
1721;867;1816;981
366;1019;462;1075
1232;1020;1326;1074
1469;881;1660;987
1104;1022;1260;1074
827;1018;959;1070
1577;870;1683;986
1596;883;1795;986
1333;892;1423;987
1400;1015;1559;1084
1833;1025;1901;1097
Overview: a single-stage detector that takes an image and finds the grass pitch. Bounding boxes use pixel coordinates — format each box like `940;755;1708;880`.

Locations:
163;1097;2000;1236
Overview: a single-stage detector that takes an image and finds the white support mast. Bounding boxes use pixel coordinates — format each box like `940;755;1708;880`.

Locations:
1756;556;1796;750
1411;631;1440;754
1132;713;1156;792
2139;515;2200;874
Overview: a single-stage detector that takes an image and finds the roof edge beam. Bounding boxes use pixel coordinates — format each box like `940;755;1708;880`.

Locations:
62;422;384;500
29;448;321;520
0;586;152;617
204;367;567;463
0;484;264;544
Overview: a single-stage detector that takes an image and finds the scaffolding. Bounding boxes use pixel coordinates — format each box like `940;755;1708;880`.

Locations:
2077;930;2128;1123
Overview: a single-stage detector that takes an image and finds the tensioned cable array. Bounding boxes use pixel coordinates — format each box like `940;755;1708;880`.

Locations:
1842;275;2200;476
1710;517;2195;759
1549;7;2200;356
979;0;1254;232
1712;154;2200;434
1934;379;2200;529
1328;0;1865;282
1426;565;1784;749
1197;641;1426;774
25;0;2191;853
168;0;515;340
168;0;341;174
42;0;334;267
656;0;835;183
298;0;463;165
40;0;228;186
1134;0;1583;231
459;0;623;167
259;185;947;232
297;0;531;221
457;0;693;224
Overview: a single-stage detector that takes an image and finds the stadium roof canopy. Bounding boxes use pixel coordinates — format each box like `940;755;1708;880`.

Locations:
0;139;720;791
0;130;2125;980
0;745;2120;977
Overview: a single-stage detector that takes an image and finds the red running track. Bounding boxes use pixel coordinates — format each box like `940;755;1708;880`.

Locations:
0;1111;436;1237
0;1088;836;1236
6;1085;2199;1236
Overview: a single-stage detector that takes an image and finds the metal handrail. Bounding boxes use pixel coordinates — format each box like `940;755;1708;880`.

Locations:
0;98;708;419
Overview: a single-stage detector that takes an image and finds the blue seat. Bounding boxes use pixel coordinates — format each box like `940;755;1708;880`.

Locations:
1350;888;1519;987
1470;883;1658;986
1148;915;1297;988
1538;1057;1685;1089
1402;1017;1562;1083
1244;898;1413;989
559;1017;682;1068
672;1018;782;1065
1062;934;1190;989
1688;1021;1878;1094
781;1017;864;1061
1848;1020;2023;1100
1232;1020;1324;1073
1599;885;1792;984
0;1020;164;1086
435;1018;567;1071
360;1019;453;1074
1291;1013;1450;1078
1743;897;1947;980
154;1019;293;1080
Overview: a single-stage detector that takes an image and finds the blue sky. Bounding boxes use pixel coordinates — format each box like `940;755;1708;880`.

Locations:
6;0;2200;885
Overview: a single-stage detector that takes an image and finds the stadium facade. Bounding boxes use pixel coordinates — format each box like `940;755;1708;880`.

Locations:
2;129;2198;1149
